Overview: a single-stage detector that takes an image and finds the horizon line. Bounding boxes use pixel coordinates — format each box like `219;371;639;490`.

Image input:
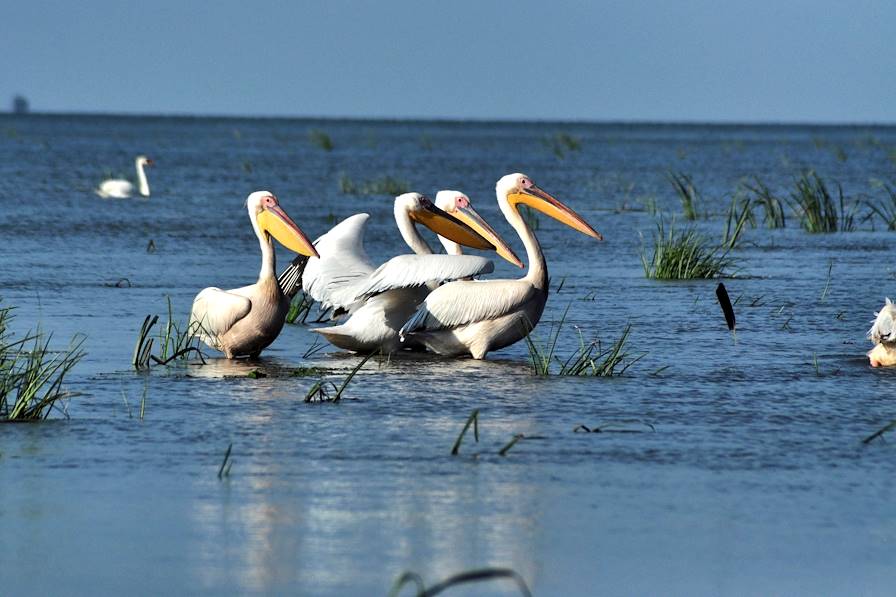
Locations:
2;108;895;129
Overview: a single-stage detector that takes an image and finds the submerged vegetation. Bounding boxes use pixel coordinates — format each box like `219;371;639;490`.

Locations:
133;298;204;370
1;303;85;421
543;132;582;158
641;218;734;279
339;173;409;196
788;171;857;233
308;129;333;151
525;307;643;376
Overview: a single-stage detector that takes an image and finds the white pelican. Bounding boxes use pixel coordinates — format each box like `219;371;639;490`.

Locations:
399;173;602;359
97;155;153;198
296;192;522;353
190;191;318;359
867;298;896;367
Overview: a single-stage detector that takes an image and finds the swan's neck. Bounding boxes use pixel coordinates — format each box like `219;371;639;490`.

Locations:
438;236;462;256
249;209;276;281
395;208;433;255
136;161;149;196
500;194;547;290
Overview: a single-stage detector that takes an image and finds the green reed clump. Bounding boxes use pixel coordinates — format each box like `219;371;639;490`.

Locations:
722;196;755;250
304;352;374;402
544;132;582;158
525;307;643;376
788;171;857;232
1;304;85;421
668;171;701;220
308;129;333;151
741;176;786;228
338;173;409;196
132;298;204;370
641;218;734;279
285;292;315;325
866;183;896;230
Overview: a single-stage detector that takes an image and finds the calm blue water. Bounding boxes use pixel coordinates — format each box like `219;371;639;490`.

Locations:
2;114;896;595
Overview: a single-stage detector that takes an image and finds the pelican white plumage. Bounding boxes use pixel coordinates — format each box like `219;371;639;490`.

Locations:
298;192;522;353
189;191;318;359
399;173;602;359
867;298;896;367
97;155;153;198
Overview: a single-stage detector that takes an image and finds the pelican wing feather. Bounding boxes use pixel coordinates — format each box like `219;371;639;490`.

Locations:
400;279;534;336
189;288;252;348
357;254;494;300
302;214;376;310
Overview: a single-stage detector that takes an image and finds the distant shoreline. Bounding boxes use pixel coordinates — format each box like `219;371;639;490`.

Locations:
0;110;893;129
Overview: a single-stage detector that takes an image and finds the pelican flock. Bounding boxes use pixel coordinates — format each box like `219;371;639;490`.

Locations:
292;192;521;352
189;191;318;358
179;172;885;369
400;173;602;359
97;155;153;198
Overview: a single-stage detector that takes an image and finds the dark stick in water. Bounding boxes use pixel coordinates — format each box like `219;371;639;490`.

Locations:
716;282;736;341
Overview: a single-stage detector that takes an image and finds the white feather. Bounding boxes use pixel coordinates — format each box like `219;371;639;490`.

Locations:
869;297;896;344
189;287;252;350
401;278;535;335
356;254;493;299
96;179;135;199
302;214;376;310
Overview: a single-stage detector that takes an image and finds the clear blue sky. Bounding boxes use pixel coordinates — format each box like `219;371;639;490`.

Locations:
3;0;894;122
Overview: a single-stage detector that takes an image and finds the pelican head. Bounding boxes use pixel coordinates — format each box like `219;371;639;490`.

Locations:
247;190;319;257
435;190;524;268
136;155;154;167
395;192;495;250
498;173;603;240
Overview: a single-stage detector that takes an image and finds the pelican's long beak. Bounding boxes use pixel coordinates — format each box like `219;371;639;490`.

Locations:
451;204;524;268
257;205;319;257
411;198;495;250
509;185;603;240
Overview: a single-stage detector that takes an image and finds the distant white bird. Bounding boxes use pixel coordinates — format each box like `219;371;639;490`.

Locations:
867;297;896;367
97;155;153;198
296;192;521;353
189;191;318;359
399;173;602;359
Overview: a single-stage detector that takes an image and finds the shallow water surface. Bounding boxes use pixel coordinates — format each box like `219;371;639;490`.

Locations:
2;115;896;595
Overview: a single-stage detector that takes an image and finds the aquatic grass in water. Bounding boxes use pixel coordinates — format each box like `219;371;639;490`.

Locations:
742;176;786;228
132;298;204;370
788;172;857;233
723;196;755;250
308;129;333;151
668;171;701;220
525;306;643;376
641;218;734;279
338;173;409;196
0;304;85;421
303;352;374;402
866;182;896;230
543;132;582;158
285;292;315;325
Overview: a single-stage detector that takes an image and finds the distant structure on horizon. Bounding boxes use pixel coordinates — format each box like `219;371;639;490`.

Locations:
12;94;29;114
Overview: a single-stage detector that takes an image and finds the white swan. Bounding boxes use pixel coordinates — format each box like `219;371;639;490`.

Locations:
97;155;153;198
